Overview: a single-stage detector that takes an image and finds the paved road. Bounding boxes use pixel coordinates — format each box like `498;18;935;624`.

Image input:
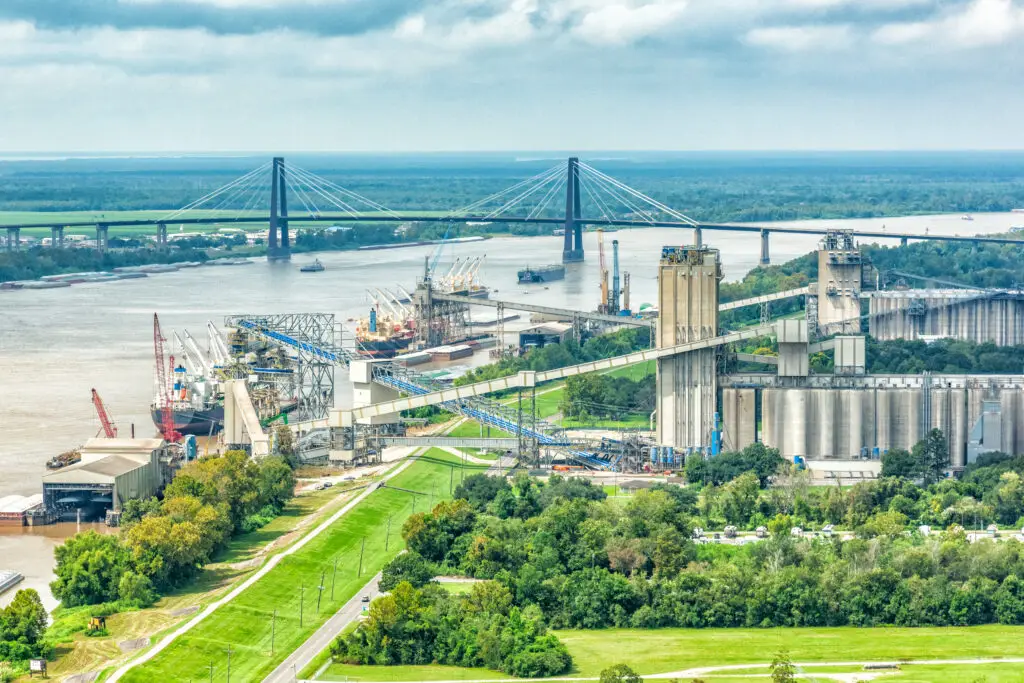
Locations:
107;458;415;683
263;572;382;683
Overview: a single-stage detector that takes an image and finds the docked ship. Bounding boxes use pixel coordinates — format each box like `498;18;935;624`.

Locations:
355;307;416;359
518;264;565;283
151;369;225;436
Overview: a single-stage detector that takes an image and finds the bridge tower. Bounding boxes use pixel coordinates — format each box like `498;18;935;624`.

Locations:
562;157;584;263
267;157;291;261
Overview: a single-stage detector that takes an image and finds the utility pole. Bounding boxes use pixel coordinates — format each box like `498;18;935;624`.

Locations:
358;537;366;577
299;583;306;627
449;466;454;494
385;515;392;551
208;661;214;683
271;609;277;655
224;645;234;683
331;556;339;600
430;482;435;508
316;571;326;615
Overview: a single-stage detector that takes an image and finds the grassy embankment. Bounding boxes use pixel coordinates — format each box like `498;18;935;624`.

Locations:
318;625;1024;681
39;485;360;681
117;451;489;683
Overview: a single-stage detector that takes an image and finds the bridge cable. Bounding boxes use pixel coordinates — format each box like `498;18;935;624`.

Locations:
286;165;370;217
445;163;564;218
579;161;699;227
578;165;655;224
481;166;565;220
282;172;319;217
576;171;616;222
288;163;402;219
285;165;363;219
159;161;273;222
208;165;271;216
526;173;567;220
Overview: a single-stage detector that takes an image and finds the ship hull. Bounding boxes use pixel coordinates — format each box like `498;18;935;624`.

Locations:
518;266;566;283
151;404;225;436
356;336;414;359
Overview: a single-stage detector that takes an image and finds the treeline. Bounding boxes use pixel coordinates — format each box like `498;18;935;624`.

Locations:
369;461;1024;642
0;245;209;283
456;327;650;386
51;452;295;609
559;373;654;421
867;337;1024;374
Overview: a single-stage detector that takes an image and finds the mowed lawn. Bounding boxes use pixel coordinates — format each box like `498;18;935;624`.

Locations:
119;451;489;683
321;624;1024;681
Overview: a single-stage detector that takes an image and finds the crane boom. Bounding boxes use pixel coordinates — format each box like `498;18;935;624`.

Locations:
91;388;117;438
153;314;180;442
183;329;213;376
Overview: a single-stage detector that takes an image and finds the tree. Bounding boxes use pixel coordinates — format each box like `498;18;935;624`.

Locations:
600;664;643;683
274;424;296;461
118;571;156;608
0;589;47;645
881;448;919;479
454;474;511;510
770;651;796;683
914;429;949;485
51;530;130;607
380;552;435;591
720;472;760;525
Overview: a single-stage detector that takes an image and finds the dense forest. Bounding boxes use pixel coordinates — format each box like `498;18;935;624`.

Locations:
330;443;1024;677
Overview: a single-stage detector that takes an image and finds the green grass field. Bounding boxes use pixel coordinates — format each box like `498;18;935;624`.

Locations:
119;451;489;683
319;624;1024;681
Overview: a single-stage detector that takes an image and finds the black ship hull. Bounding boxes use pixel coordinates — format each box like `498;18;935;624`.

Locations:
151;404;225;436
356;335;414;359
518;266;566;283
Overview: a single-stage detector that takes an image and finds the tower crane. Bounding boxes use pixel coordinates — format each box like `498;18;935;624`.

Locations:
91;388;118;438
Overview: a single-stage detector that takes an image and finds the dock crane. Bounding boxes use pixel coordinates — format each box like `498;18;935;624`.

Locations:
91;388;118;438
153;314;181;443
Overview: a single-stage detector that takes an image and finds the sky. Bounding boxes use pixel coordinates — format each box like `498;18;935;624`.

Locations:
1;0;1023;152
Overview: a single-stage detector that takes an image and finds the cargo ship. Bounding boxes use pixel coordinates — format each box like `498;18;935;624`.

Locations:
300;259;325;273
518;264;565;283
355;308;416;359
151;401;225;436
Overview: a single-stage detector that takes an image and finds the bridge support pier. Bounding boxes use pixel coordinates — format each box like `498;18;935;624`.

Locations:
96;224;109;252
6;228;20;251
50;226;64;248
759;229;770;266
156;223;168;249
562;157;584;263
267;156;291;261
900;237;908;247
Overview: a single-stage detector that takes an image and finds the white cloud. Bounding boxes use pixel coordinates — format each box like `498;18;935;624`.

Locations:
872;0;1024;47
744;23;852;51
571;1;688;45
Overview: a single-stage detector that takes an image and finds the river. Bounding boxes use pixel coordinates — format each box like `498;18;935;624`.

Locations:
0;210;1019;608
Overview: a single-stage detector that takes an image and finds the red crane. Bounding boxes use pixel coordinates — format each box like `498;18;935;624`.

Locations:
91;388;118;438
153;313;181;442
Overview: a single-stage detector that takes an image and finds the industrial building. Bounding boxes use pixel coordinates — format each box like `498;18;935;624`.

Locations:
41;438;166;521
867;288;1024;346
519;322;572;349
656;246;721;451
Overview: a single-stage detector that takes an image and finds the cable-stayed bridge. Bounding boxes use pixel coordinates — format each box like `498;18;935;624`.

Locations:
5;157;1022;263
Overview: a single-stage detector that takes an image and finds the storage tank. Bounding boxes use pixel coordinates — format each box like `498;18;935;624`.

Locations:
1002;391;1020;455
874;389;891;453
813;390;833;458
847;390;864;458
783;390;807;458
950;388;968;468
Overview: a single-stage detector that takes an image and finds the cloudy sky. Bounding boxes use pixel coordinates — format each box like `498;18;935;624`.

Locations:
1;0;1023;151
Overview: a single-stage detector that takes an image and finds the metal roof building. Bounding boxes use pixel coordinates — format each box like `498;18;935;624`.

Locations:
42;438;165;519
